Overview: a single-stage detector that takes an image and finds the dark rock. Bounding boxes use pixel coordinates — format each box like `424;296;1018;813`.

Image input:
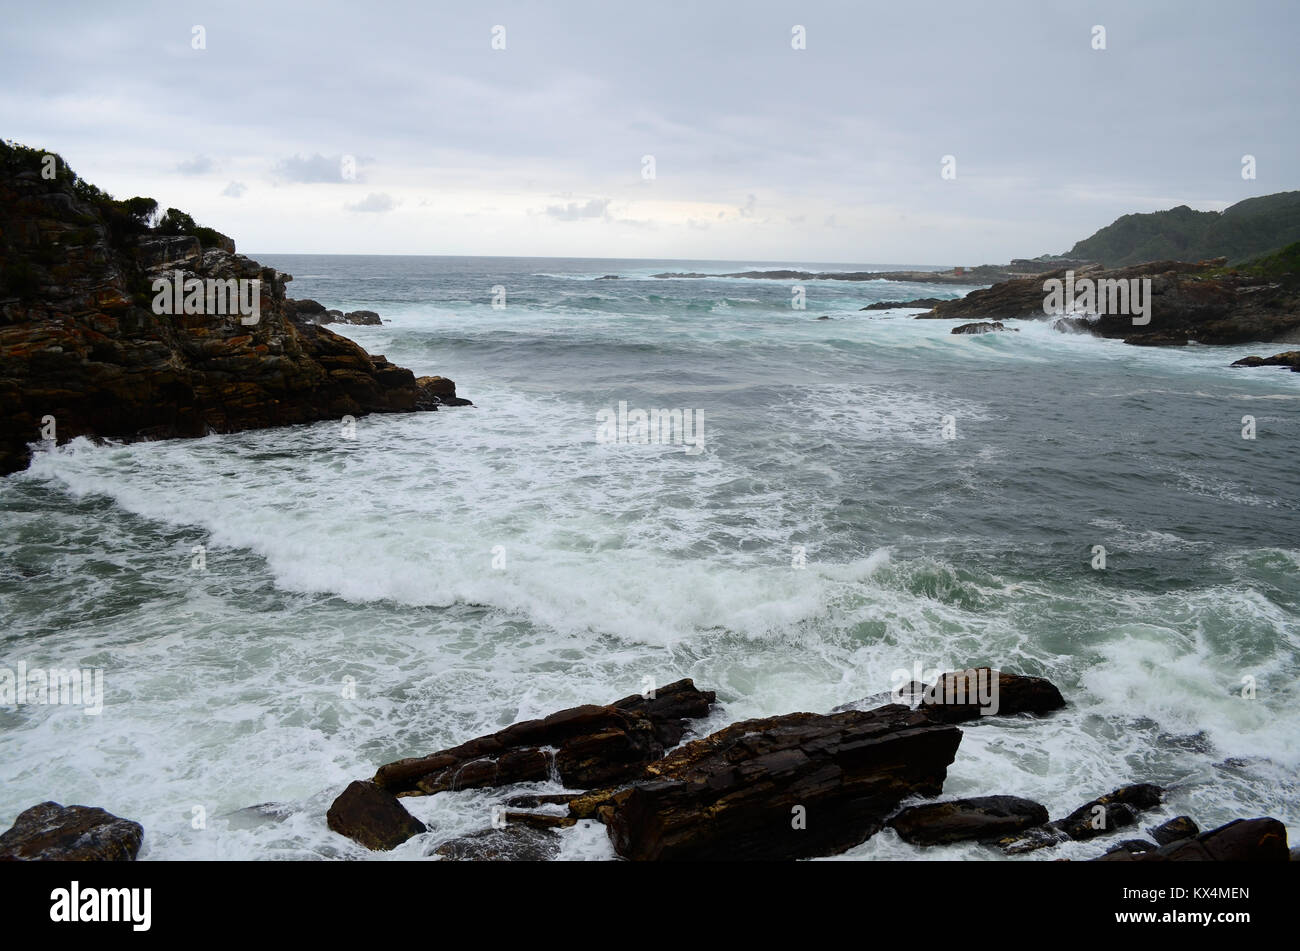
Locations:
1094;817;1288;862
0;150;463;476
862;298;948;310
0;801;143;861
1055;784;1163;841
605;706;962;861
343;310;382;326
910;668;1066;724
888;795;1049;845
816;315;832;320
415;375;473;407
1150;815;1200;845
371;679;716;796
594;275;621;280
1105;839;1160;854
1230;350;1300;371
504;811;577;830
952;320;1016;334
325;780;426;851
432;825;561;861
918;260;1300;346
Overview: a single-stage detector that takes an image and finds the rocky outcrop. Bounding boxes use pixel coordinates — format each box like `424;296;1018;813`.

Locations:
325;780;426;851
292;301;382;326
1150;815;1200;844
996;783;1164;853
1094;817;1288;862
888;795;1048;845
952;320;1016;334
1231;350;1300;371
916;259;1300;346
862;298;949;310
0;801;143;861
371;679;715;798
0;142;467;476
605;706;963;860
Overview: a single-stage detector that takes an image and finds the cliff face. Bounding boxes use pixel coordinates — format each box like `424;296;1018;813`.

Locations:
0;145;460;476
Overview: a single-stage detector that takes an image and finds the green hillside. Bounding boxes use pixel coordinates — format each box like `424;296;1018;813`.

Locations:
1067;191;1300;267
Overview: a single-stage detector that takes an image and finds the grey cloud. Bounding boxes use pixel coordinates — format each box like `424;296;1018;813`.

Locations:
273;153;366;184
345;192;397;213
545;198;610;221
221;181;247;198
177;155;214;175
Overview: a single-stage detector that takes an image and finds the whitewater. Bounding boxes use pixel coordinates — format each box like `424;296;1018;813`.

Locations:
1;255;1296;860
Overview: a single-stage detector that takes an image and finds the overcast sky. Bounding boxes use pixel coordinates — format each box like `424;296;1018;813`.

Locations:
3;0;1296;264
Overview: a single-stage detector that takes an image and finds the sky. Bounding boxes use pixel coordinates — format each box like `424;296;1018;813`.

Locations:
2;0;1296;264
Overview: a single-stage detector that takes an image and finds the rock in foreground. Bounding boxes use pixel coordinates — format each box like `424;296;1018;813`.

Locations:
605;706;963;861
0;801;143;861
325;780;427;851
1094;817;1288;862
889;795;1048;845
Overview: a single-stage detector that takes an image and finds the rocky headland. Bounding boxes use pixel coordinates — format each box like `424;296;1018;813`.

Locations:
0;141;468;476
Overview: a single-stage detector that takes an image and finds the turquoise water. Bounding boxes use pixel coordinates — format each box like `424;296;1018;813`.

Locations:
1;255;1297;860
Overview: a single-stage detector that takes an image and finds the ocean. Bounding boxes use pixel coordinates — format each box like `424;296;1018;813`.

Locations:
2;254;1297;860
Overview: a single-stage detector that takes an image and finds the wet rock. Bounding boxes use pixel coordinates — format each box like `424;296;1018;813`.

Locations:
1105;839;1159;855
504;811;577;830
952;321;1016;334
0;151;462;476
594;275;621;280
888;795;1048;845
605;706;962;861
343;310;381;326
325;780;426;851
835;669;1065;723
415;375;473;407
1230;350;1300;371
1150;815;1199;845
862;298;948;310
997;783;1164;853
0;801;143;861
1055;783;1163;841
371;679;716;796
1094;817;1288;862
432;825;561;861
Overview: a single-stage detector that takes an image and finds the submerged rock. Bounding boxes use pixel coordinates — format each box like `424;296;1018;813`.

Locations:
862;298;948;310
0;801;143;861
432;825;562;861
952;320;1016;334
414;375;473;407
888;795;1048;845
996;783;1164;853
325;780;426;851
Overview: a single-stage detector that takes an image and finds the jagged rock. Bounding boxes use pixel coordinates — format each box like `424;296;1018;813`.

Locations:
503;811;577;830
1150;815;1199;845
415;375;473;407
862;298;948;310
1055;783;1163;840
605;706;963;861
952;320;1016;334
432;825;561;861
997;783;1164;853
888;795;1048;845
1094;817;1288;862
343;310;381;326
325;780;426;851
0;148;467;476
594;275;621;280
1105;839;1159;854
1230;350;1300;371
917;260;1300;346
370;679;716;796
0;801;143;861
834;669;1065;723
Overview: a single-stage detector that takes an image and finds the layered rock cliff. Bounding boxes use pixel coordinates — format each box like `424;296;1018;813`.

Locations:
0;141;464;476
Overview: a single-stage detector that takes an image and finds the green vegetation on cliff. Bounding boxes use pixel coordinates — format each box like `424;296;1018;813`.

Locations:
1067;191;1300;267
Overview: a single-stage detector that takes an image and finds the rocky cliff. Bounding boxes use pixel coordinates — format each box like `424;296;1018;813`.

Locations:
917;255;1300;346
0;141;465;476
